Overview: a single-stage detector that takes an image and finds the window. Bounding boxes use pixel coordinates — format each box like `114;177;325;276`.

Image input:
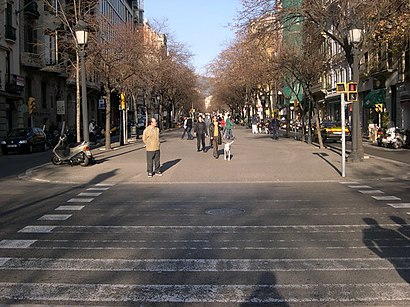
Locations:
24;23;38;53
44;33;57;65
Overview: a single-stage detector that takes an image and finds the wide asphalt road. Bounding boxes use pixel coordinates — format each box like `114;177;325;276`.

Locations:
0;126;409;305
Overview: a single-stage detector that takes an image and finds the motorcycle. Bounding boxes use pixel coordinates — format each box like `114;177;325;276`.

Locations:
378;127;407;149
51;122;94;166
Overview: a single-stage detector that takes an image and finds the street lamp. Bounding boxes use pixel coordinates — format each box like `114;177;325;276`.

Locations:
75;20;89;142
348;27;364;162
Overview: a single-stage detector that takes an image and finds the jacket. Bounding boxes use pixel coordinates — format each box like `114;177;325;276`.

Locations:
142;126;160;151
209;122;222;144
194;121;207;135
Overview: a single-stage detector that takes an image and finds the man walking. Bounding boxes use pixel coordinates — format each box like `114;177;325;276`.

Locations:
270;116;280;140
142;118;162;178
194;115;207;152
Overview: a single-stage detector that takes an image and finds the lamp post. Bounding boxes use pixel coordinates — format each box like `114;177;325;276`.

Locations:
348;28;364;162
75;20;89;142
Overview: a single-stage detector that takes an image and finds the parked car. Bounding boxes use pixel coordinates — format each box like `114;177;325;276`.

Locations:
320;121;351;142
1;127;47;154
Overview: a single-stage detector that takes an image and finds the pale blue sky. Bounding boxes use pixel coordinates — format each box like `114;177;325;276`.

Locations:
144;0;242;75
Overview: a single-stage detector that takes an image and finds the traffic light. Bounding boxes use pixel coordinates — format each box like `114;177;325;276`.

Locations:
28;97;36;114
375;103;383;113
336;82;346;93
347;92;358;102
347;82;358;102
120;93;126;110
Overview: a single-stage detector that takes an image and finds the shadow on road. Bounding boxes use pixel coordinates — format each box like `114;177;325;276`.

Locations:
241;272;289;306
362;217;410;283
312;152;341;175
161;158;181;173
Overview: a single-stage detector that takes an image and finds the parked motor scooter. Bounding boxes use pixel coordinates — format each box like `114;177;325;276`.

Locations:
379;127;407;149
51;122;94;166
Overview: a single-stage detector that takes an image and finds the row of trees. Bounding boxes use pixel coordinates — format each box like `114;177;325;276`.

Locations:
209;0;409;148
47;1;201;149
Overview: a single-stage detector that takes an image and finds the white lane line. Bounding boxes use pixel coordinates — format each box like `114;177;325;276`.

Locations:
18;226;56;233
55;206;85;211
24;245;410;251
86;187;110;191
0;240;37;249
0;257;406;272
67;198;94;203
372;196;402;201
16;224;403;234
348;185;372;189
388;203;410;209
0;258;10;266
0;283;408;303
358;190;384;194
95;183;115;186
78;192;102;197
38;214;72;221
340;181;360;184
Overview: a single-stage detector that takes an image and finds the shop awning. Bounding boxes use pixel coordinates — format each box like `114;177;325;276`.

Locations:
364;89;386;108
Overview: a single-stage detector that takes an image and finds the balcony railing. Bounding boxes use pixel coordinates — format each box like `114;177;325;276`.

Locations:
5;25;16;42
5;74;25;94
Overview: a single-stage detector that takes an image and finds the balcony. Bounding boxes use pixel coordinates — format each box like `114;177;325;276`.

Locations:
21;52;43;69
5;74;25;94
5;25;16;42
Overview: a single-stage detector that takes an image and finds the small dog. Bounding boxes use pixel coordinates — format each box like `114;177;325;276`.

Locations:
223;140;234;161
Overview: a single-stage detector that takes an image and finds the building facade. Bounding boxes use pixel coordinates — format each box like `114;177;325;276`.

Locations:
0;0;145;138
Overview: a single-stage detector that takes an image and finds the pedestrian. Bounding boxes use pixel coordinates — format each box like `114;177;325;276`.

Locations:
181;117;188;139
89;119;96;144
194;115;207;152
221;115;226;138
209;116;222;159
142;118;162;178
251;115;258;134
270;117;280;140
225;114;235;140
186;116;194;140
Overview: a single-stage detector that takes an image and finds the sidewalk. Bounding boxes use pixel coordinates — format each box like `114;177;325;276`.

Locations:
23;127;410;185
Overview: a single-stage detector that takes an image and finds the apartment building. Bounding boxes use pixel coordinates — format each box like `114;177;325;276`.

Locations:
0;0;145;138
314;33;410;134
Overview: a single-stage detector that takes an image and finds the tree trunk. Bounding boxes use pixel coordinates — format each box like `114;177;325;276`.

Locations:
314;105;324;149
105;84;111;150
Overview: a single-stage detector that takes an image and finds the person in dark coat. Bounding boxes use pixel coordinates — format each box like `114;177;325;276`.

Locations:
194;115;207;152
209;116;222;159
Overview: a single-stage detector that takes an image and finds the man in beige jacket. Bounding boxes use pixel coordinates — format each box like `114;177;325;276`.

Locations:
142;118;162;177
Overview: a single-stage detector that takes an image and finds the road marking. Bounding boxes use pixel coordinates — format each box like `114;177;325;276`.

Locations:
0;258;10;266
358;190;384;194
0;240;37;249
86;187;110;191
55;206;85;211
18;226;56;233
67;198;94;203
95;183;115;186
340;181;360;184
388;203;410;209
16;224;403;234
0;257;407;272
78;192;102;197
372;196;401;201
38;214;72;221
347;185;372;189
0;282;408;303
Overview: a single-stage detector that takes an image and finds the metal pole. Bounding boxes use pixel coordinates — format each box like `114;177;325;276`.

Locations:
341;93;346;177
80;47;89;142
349;46;364;162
